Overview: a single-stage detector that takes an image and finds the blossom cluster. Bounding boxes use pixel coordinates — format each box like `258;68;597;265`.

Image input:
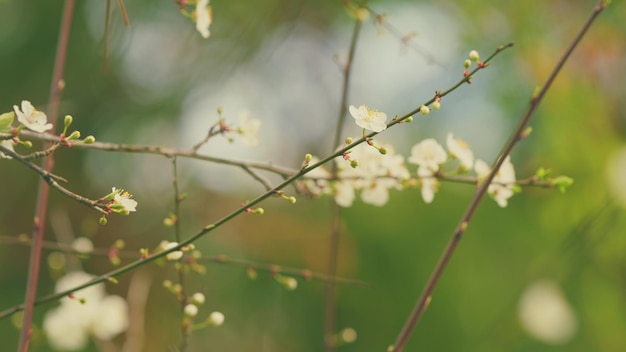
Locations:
43;271;129;351
301;132;518;208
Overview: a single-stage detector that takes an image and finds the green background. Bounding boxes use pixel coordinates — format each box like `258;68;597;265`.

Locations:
1;0;626;351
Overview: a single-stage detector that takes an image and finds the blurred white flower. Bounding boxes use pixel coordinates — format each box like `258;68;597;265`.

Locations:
71;237;94;254
349;105;387;132
161;241;183;261
238;110;261;146
417;166;438;203
301;156;332;197
335;144;409;207
408;138;447;173
474;156;516;207
446;133;474;171
518;280;577;345
43;271;129;351
13;100;52;133
43;306;90;351
0;140;14;159
90;295;129;340
195;0;212;39
333;180;356;207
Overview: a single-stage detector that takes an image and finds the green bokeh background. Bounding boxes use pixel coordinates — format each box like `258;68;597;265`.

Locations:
1;0;626;351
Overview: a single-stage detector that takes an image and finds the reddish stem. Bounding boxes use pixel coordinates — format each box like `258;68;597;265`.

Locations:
17;1;75;350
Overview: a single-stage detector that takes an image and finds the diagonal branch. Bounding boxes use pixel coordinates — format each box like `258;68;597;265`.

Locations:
391;1;609;351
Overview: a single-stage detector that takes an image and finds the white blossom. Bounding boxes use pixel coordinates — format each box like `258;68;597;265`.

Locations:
13;100;52;133
71;237;94;254
474;156;516;207
335;144;409;207
161;241;183;261
195;0;212;39
408;138;447;173
0;140;14;159
43;271;129;351
112;187;138;213
238;110;261;146
349;105;387;132
417;166;438;204
446;133;474;171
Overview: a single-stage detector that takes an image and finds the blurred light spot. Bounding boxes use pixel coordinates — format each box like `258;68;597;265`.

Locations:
606;146;626;208
518;280;578;345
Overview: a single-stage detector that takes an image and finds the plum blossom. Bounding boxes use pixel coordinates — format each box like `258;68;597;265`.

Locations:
334;143;409;207
408;138;447;173
0;140;14;159
195;0;212;39
160;241;183;261
112;187;137;213
43;271;129;351
446;133;474;171
474;156;516;207
237;110;261;146
13;100;53;133
301;156;332;197
417;166;438;203
349;105;387;132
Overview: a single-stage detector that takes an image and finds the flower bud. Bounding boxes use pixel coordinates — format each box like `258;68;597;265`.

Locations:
83;135;96;144
184;304;198;317
432;101;441;110
464;59;471;69
64;115;73;128
468;50;480;62
420;105;430;115
192;292;205;305
208;311;225;327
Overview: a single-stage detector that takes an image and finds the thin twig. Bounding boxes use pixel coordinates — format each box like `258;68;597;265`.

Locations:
325;14;363;352
0;145;108;213
1;42;512;322
391;2;608;351
18;130;299;177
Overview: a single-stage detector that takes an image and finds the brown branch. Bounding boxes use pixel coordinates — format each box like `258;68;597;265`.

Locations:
17;0;75;349
391;2;609;351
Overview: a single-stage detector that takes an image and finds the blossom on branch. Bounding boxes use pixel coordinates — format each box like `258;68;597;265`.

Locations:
334;143;409;207
0;140;15;159
111;187;138;214
195;0;212;39
13;100;53;133
408;138;447;173
417;165;438;203
349;105;387;132
474;156;516;207
446;133;474;171
43;271;129;351
237;110;261;146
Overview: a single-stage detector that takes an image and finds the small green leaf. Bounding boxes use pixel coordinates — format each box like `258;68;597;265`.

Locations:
552;176;574;193
0;111;15;132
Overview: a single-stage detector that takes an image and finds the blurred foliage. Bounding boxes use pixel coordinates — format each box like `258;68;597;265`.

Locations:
1;0;626;351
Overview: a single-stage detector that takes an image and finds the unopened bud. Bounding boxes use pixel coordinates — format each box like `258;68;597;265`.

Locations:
420;105;430;115
468;50;480;62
